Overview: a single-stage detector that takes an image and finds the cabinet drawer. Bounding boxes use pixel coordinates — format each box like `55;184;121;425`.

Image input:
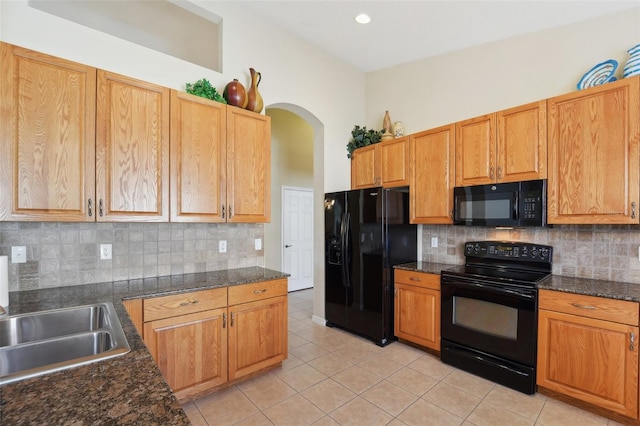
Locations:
228;279;288;306
539;289;639;326
394;269;440;290
144;287;227;322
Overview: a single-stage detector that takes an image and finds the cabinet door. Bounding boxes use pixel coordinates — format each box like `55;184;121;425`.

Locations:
170;90;226;222
537;309;638;418
351;144;380;189
497;100;547;182
228;295;287;380
380;136;410;187
455;113;496;186
96;70;170;221
0;42;96;221
394;283;440;351
226;107;271;223
547;77;640;224
410;125;455;224
144;308;228;395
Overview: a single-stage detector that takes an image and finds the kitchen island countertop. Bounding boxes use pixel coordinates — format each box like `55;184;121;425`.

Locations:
0;266;289;425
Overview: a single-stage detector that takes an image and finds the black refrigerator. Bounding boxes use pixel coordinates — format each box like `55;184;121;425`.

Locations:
324;187;417;346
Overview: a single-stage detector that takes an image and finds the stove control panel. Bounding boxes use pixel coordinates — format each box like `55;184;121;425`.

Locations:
464;241;553;262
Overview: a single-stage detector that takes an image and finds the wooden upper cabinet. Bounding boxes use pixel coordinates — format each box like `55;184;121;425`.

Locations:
410;125;455;224
547;77;640;224
351;143;380;189
351;138;410;189
96;70;170;222
497;100;547;182
170;91;226;222
0;42;96;221
455;101;547;187
226;107;271;223
455;113;495;186
380;136;410;187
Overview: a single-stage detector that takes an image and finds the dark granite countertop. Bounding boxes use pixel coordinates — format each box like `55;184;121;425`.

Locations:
0;266;290;425
394;261;459;275
396;261;640;303
538;275;640;303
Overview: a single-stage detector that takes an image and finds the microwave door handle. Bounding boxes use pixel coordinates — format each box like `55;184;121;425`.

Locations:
513;191;519;220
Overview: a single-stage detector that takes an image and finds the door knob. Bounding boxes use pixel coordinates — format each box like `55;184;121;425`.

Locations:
285;245;292;248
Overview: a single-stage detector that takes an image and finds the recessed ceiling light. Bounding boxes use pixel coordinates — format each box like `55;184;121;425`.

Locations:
354;13;371;24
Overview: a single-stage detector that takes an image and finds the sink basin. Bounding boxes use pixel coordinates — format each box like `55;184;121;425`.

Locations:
0;302;130;385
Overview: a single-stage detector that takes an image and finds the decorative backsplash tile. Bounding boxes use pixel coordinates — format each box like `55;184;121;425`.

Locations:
422;224;640;284
0;222;264;291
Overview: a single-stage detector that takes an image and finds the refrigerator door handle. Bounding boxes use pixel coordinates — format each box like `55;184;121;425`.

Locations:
342;212;352;288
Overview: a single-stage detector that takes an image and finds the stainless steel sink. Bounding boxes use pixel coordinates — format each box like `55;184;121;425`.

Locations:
0;302;130;385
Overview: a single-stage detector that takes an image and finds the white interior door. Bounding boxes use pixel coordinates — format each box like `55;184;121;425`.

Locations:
282;187;314;292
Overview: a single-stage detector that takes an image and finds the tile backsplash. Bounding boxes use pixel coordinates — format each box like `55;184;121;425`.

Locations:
422;224;640;284
0;222;264;291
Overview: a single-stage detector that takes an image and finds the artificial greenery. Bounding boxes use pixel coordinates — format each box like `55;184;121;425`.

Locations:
346;125;383;158
185;78;227;104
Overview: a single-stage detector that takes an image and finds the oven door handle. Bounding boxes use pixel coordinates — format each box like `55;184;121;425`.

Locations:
450;346;529;377
445;279;535;299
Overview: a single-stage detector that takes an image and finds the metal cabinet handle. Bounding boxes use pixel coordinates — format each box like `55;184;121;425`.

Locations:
223;312;227;328
253;289;267;294
179;298;199;307
490;166;495;180
88;199;93;217
409;277;422;282
630;332;635;351
231;312;234;327
99;199;104;217
497;166;503;180
222;204;225;219
632;202;637;219
571;302;596;310
229;205;233;218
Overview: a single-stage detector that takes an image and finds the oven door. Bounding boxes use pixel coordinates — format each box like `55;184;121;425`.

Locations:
440;274;537;366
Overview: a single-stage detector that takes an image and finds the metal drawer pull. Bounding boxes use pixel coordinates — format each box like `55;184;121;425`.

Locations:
632;202;637;219
179;298;199;306
409;277;422;281
571;303;596;310
223;312;227;328
631;332;636;351
231;312;234;327
253;289;267;294
88;198;93;217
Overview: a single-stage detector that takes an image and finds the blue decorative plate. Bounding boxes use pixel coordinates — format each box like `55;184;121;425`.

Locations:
577;59;618;90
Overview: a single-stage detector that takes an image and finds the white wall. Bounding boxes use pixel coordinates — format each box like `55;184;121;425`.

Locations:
0;0;363;193
365;8;640;134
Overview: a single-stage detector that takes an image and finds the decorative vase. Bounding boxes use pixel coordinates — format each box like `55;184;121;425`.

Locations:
393;121;404;137
223;79;248;108
623;43;640;78
383;111;392;134
246;68;264;113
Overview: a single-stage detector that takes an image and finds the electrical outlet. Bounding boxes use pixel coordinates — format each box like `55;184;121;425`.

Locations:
100;244;112;260
219;240;227;253
255;238;262;250
431;237;438;248
11;246;26;264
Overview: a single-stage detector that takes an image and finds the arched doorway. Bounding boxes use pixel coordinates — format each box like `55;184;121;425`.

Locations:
265;103;325;324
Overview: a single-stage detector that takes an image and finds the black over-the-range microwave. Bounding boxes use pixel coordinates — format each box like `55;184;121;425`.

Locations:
453;179;547;227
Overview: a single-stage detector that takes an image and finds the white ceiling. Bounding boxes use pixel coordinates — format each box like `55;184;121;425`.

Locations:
242;0;640;72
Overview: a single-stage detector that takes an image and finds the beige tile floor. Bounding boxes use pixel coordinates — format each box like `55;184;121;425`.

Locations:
182;289;625;426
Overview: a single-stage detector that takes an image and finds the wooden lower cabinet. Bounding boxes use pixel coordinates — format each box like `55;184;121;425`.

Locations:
394;269;440;351
144;308;228;396
537;290;639;419
228;295;288;380
130;279;288;401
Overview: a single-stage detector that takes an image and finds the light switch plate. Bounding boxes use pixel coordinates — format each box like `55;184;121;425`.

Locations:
12;246;26;263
